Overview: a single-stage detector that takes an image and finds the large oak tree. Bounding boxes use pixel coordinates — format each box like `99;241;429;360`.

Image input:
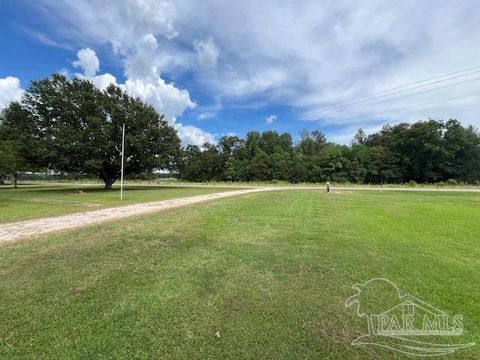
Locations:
22;74;180;189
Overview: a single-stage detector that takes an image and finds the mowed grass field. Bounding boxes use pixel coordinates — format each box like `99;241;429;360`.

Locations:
0;184;242;224
0;190;479;359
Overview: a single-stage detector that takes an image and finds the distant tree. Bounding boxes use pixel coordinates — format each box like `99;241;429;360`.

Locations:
353;128;367;145
259;131;293;155
0;102;45;187
200;142;224;180
244;131;262;159
348;143;368;183
270;151;292;180
407;120;447;182
218;135;243;158
224;157;247;181
179;145;203;181
289;154;308;183
0;141;20;184
316;144;350;182
22;74;180;189
443;119;480;182
178;142;225;181
248;149;270;181
298;129;327;156
218;135;243;178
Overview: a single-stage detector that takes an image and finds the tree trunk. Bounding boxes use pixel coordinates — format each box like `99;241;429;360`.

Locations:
12;173;18;188
103;177;115;190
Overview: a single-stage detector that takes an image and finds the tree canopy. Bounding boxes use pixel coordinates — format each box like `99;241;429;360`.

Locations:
178;120;480;184
0;74;180;188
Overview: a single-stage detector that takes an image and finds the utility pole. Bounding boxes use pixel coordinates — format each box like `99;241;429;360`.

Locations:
120;123;125;200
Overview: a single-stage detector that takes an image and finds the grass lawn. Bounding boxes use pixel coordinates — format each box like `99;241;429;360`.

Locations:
0;190;479;359
0;184;242;224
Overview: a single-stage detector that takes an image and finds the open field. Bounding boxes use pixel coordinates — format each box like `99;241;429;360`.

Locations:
0;190;479;359
0;184;243;224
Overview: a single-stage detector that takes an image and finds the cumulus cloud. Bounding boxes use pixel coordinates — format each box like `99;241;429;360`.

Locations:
175;123;215;146
124;34;159;80
193;37;220;68
0;77;24;110
72;46;206;144
37;0;178;51
122;77;195;120
89;73;118;91
36;0;480;133
265;115;276;124
174;0;480;129
36;0;210;144
73;48;99;77
71;37;196;121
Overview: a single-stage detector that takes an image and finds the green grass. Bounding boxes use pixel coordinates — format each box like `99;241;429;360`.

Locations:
0;184;242;223
0;190;479;359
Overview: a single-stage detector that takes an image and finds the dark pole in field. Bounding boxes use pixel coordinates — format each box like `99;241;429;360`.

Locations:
326;181;330;193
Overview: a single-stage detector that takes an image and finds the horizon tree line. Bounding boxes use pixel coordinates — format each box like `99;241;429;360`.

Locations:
177;120;480;184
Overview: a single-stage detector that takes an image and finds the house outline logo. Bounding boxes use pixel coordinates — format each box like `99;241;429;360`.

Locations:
345;278;475;356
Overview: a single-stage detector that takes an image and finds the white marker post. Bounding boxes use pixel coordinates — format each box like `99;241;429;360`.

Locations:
120;123;126;200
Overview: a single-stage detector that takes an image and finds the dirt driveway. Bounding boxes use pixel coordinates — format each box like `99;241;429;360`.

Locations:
0;188;273;245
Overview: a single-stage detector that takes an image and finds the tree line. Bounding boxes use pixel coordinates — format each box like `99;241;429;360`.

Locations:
1;74;479;187
177;122;480;184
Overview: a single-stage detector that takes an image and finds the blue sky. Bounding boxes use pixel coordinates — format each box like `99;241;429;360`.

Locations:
1;1;480;145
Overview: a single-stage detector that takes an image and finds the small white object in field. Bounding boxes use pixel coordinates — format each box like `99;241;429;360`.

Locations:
215;330;221;339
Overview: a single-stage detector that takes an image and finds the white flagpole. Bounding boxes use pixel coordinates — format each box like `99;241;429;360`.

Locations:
120;123;125;200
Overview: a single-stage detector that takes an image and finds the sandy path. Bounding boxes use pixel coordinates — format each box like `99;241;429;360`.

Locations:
0;188;273;245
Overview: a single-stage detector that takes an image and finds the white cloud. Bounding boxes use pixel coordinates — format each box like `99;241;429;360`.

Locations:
124;34;159;80
37;0;178;51
72;49;117;90
193;37;220;68
122;77;195;120
197;112;215;120
265;114;277;124
37;0;199;124
72;38;196;120
89;73;118;91
72;47;208;145
0;77;24;110
73;48;99;77
173;0;480;129
174;123;215;146
36;0;480;132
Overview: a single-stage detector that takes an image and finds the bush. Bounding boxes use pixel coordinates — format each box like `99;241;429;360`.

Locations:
446;179;458;186
407;180;417;187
